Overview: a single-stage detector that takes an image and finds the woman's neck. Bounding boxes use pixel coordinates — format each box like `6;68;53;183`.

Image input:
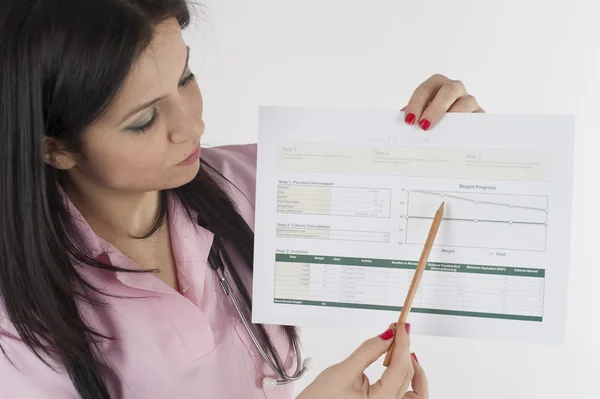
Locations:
64;180;178;284
64;180;163;241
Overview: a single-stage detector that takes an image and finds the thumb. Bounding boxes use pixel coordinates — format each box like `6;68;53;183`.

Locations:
340;324;396;374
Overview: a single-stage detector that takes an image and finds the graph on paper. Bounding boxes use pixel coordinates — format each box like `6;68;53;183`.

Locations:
405;189;549;252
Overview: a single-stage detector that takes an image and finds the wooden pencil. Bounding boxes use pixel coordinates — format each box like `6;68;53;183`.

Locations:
383;201;445;367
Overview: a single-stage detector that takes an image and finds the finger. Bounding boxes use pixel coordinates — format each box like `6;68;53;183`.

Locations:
340;323;397;376
447;94;481;113
418;79;468;130
409;353;429;399
370;323;414;398
403;74;449;126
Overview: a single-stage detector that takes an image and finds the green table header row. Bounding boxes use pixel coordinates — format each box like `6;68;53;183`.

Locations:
274;253;545;277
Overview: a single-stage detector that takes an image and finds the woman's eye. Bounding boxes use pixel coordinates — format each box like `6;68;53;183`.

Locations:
127;108;159;133
179;71;195;87
123;69;194;134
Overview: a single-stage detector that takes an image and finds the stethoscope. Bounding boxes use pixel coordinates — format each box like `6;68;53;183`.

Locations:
202;220;314;389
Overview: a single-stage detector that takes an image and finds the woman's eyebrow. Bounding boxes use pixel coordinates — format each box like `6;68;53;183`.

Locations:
118;46;191;125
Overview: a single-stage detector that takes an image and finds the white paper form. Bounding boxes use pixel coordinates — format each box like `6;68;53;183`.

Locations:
252;106;574;345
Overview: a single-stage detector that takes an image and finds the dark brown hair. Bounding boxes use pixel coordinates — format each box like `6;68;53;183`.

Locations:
0;1;298;397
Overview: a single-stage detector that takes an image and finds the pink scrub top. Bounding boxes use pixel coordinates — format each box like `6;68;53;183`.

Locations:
0;144;297;398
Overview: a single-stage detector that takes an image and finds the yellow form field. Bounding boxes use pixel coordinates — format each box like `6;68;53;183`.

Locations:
277;184;392;218
277;226;390;243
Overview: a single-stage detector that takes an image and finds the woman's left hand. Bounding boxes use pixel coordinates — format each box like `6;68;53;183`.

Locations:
296;322;427;399
402;74;484;131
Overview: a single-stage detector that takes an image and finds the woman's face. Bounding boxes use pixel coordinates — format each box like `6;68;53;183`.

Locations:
54;17;205;194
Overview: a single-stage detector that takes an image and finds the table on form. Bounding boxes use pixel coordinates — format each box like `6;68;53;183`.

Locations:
274;254;545;322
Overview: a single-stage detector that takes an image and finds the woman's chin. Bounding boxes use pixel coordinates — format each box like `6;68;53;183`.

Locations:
164;162;201;189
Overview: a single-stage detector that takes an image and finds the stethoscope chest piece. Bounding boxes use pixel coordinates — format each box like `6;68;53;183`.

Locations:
262;357;315;389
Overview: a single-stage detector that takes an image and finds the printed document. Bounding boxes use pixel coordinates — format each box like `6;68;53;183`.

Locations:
252;106;574;344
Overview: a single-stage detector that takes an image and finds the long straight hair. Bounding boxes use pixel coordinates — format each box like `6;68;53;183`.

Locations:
0;1;298;398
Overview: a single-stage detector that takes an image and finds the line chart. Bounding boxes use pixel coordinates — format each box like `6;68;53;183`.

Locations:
405;190;548;252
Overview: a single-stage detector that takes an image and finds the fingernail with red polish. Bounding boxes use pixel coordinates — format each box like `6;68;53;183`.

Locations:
419;119;431;131
405;113;416;125
379;329;394;340
412;353;419;363
405;322;411;334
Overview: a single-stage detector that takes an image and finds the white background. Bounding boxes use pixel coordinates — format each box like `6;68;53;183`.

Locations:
183;1;600;398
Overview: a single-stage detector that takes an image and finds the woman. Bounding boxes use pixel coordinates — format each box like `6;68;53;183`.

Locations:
0;1;483;398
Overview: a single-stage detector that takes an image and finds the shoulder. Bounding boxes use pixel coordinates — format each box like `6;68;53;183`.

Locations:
202;144;257;200
201;143;258;226
0;308;75;396
201;143;258;167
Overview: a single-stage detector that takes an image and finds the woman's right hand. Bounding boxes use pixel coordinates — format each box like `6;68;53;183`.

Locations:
296;322;428;399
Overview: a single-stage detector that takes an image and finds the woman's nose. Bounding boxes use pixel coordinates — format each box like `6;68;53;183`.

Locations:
168;106;205;144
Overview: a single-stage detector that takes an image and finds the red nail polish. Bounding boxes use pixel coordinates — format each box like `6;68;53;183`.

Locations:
412;353;419;363
379;329;394;340
419;119;430;130
405;113;416;124
405;323;411;334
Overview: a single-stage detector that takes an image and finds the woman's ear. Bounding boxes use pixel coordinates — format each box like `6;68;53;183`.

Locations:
43;137;76;170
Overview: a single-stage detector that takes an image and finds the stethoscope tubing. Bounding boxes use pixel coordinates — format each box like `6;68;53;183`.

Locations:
207;238;311;387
